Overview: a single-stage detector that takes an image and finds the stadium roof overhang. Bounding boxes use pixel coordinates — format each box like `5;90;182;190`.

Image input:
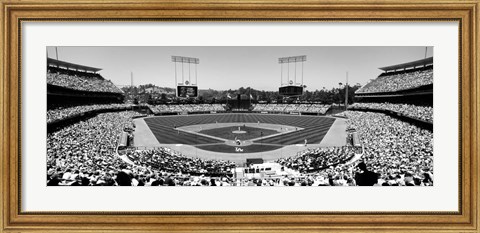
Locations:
379;57;433;72
47;57;102;73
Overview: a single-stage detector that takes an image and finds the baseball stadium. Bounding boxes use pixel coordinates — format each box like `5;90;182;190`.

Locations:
46;47;433;187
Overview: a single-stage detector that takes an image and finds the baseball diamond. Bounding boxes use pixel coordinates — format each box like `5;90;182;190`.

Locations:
134;114;344;163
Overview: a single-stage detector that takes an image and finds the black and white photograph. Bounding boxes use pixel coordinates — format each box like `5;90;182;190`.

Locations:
46;46;434;187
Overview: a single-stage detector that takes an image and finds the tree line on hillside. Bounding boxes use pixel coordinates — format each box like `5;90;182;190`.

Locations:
121;84;362;105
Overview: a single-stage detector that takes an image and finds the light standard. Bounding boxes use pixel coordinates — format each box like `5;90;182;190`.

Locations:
338;82;343;107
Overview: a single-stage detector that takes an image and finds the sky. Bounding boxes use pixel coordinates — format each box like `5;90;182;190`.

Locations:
47;46;433;91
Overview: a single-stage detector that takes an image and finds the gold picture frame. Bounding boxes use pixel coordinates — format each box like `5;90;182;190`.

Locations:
1;0;478;232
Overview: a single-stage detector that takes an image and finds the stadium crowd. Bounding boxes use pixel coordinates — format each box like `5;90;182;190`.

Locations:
271;110;433;186
276;147;355;173
126;148;236;175
47;111;143;186
47;67;123;93
356;68;433;93
149;104;226;114
46;108;433;186
349;102;433;123
343;111;433;186
252;103;330;114
47;103;136;123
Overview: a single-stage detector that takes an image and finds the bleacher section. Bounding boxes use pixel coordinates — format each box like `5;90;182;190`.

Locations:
47;58;125;107
47;103;136;123
126;148;236;176
252;103;331;115
46;58;129;133
356;67;432;94
356;57;433;94
349;102;433;123
47;63;122;94
354;57;433;107
277;146;355;173
353;57;433;130
149;104;227;114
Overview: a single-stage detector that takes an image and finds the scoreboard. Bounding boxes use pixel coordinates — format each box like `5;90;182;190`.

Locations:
279;85;303;96
177;85;198;98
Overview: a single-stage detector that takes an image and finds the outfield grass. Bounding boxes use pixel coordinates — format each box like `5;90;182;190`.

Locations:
198;126;278;141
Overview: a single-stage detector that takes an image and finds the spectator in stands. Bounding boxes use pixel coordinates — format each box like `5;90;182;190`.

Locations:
354;162;378;186
115;171;132;186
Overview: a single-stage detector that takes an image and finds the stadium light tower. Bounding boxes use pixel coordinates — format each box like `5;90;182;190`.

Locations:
338;82;343;106
278;55;307;96
131;71;134;87
345;72;349;110
171;56;199;98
